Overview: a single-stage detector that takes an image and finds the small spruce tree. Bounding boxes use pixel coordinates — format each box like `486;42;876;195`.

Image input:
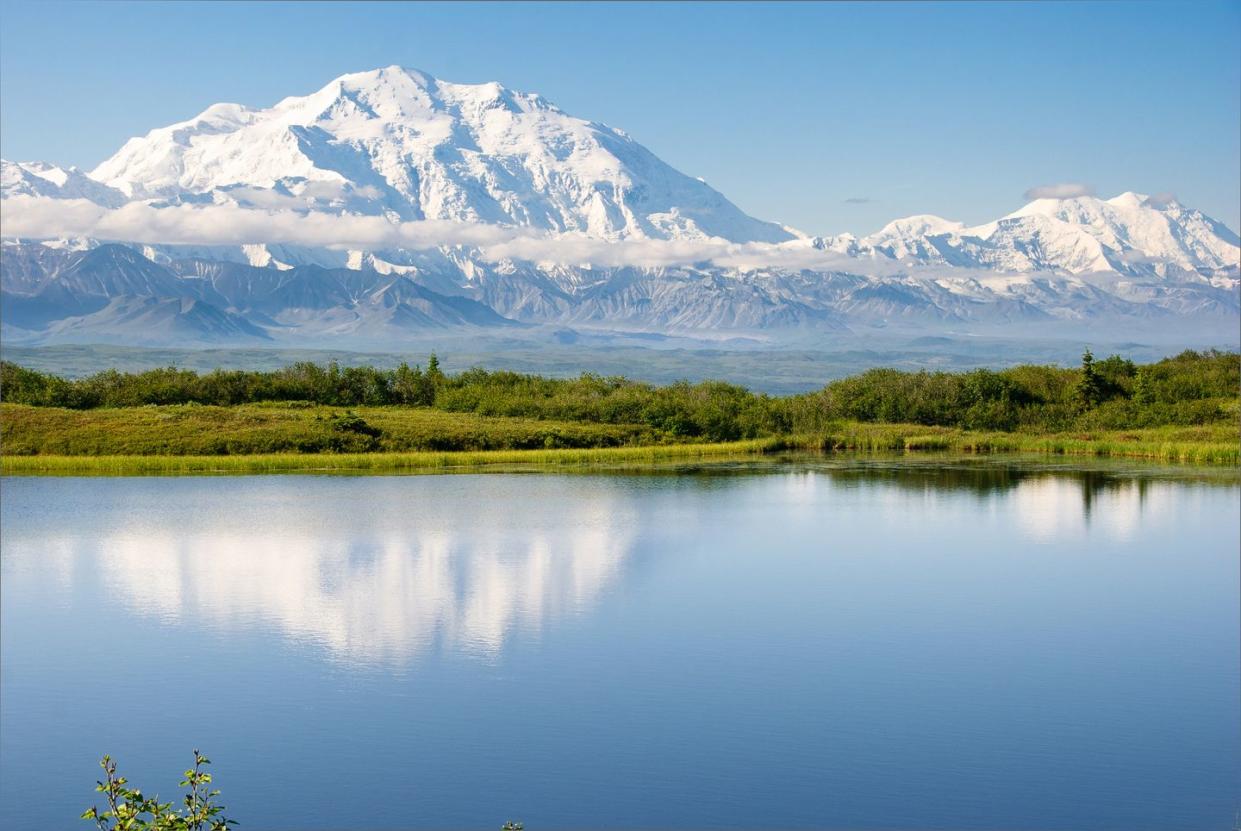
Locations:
1133;366;1154;405
422;352;444;406
1075;347;1103;410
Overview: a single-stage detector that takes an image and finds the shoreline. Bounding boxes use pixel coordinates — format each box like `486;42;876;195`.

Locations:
2;427;1236;475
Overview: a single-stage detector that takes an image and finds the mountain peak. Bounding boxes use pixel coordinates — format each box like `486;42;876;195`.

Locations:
1106;191;1148;209
874;214;965;238
308;65;437;102
275;65;556;127
362;64;434;83
82;67;793;243
1006;193;1104;220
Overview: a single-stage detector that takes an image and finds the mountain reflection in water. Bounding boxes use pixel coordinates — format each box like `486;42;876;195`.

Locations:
2;461;1232;670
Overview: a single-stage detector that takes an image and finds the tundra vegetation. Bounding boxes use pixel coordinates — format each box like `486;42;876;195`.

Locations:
2;349;1237;469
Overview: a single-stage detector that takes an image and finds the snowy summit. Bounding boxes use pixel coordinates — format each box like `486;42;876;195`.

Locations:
87;66;795;244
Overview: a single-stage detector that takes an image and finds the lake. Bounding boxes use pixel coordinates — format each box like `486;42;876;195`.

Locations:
2;458;1238;829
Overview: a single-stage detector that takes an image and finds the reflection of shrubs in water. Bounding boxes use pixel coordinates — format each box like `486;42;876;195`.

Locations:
823;463;1153;501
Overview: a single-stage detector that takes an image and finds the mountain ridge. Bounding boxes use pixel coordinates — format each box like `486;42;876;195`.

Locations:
1;66;1238;347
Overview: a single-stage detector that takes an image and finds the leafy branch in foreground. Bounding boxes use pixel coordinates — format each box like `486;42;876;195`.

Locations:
82;750;235;831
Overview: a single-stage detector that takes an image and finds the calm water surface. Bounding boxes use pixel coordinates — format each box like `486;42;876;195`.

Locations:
2;459;1238;829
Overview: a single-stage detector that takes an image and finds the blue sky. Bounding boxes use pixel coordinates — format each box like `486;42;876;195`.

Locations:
2;0;1238;234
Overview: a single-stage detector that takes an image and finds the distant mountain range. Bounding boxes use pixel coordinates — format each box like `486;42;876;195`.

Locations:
2;66;1237;347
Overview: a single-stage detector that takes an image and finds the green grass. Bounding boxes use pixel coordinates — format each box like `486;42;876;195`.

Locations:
796;422;1239;465
0;439;782;475
2;403;1236;474
0;402;656;455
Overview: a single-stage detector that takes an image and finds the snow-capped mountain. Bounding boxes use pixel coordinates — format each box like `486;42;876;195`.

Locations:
86;65;794;244
1;160;127;208
853;192;1239;278
1;66;1238;347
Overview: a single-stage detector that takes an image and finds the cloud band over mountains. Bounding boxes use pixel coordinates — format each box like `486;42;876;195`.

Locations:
0;195;867;272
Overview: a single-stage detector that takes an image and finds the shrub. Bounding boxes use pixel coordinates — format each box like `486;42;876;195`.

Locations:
82;750;234;831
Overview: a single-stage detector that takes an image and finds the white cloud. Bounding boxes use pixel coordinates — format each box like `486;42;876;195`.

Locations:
1023;182;1095;200
1143;192;1178;208
0;195;873;272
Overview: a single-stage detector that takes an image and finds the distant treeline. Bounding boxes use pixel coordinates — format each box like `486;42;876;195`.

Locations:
2;349;1237;441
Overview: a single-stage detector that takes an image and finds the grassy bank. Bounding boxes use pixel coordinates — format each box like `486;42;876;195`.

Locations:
2;422;1235;475
2;351;1236;472
0;402;654;455
0;438;780;475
